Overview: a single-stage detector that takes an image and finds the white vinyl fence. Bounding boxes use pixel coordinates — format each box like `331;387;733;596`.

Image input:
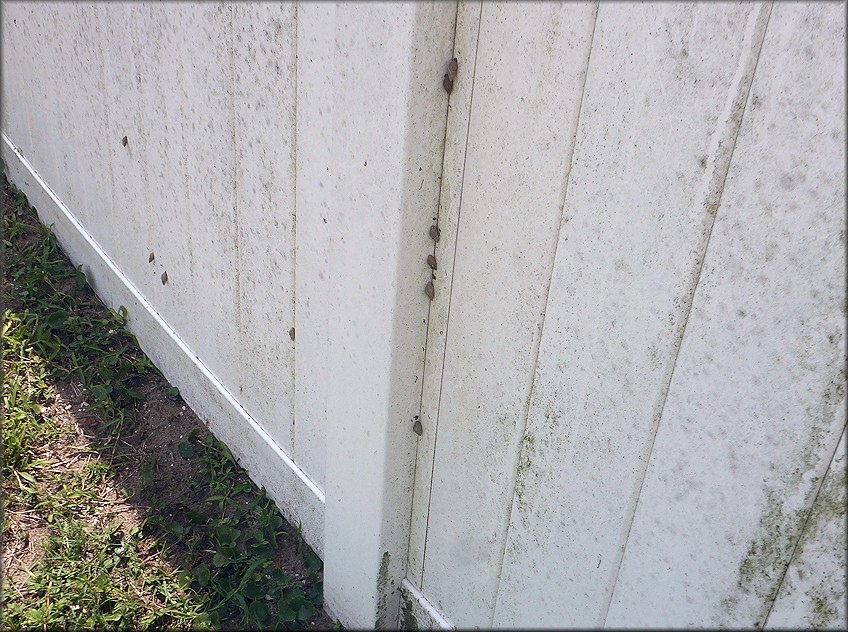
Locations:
2;2;845;629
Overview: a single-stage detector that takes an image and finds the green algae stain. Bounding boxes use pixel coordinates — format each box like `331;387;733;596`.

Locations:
542;403;560;431
794;465;847;563
792;442;847;629
514;432;536;513
723;366;846;627
401;591;419;630
727;489;809;626
375;551;391;629
810;593;839;629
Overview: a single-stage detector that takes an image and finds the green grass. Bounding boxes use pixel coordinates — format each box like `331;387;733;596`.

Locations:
1;178;332;630
4;518;205;629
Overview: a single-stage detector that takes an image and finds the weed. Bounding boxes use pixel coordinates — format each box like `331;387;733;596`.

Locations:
160;430;327;628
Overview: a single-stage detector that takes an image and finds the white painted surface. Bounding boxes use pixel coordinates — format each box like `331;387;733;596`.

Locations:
100;3;219;395
766;428;847;630
411;1;598;626
3;1;845;629
605;2;846;627
319;3;456;627
0;5;31;155
129;4;243;413
324;4;455;627
492;3;771;627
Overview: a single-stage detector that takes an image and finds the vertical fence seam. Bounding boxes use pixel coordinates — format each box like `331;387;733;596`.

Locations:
402;0;461;589
95;5;117;250
420;0;484;592
230;4;244;406
291;1;300;459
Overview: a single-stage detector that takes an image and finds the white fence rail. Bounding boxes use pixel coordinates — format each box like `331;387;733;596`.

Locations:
2;2;844;629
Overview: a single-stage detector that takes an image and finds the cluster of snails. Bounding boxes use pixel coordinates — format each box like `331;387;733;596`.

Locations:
424;58;458;303
424;224;440;300
412;57;460;438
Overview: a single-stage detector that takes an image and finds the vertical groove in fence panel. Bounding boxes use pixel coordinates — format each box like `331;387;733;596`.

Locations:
417;3;596;625
293;2;335;493
406;0;480;590
492;3;764;628
765;426;847;629
605;3;846;627
71;4;113;254
232;3;298;459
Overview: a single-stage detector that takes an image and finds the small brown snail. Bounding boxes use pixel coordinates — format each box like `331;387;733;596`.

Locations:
447;57;458;81
442;73;453;95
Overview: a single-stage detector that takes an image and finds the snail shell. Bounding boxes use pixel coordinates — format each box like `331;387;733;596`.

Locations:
447;57;458;81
